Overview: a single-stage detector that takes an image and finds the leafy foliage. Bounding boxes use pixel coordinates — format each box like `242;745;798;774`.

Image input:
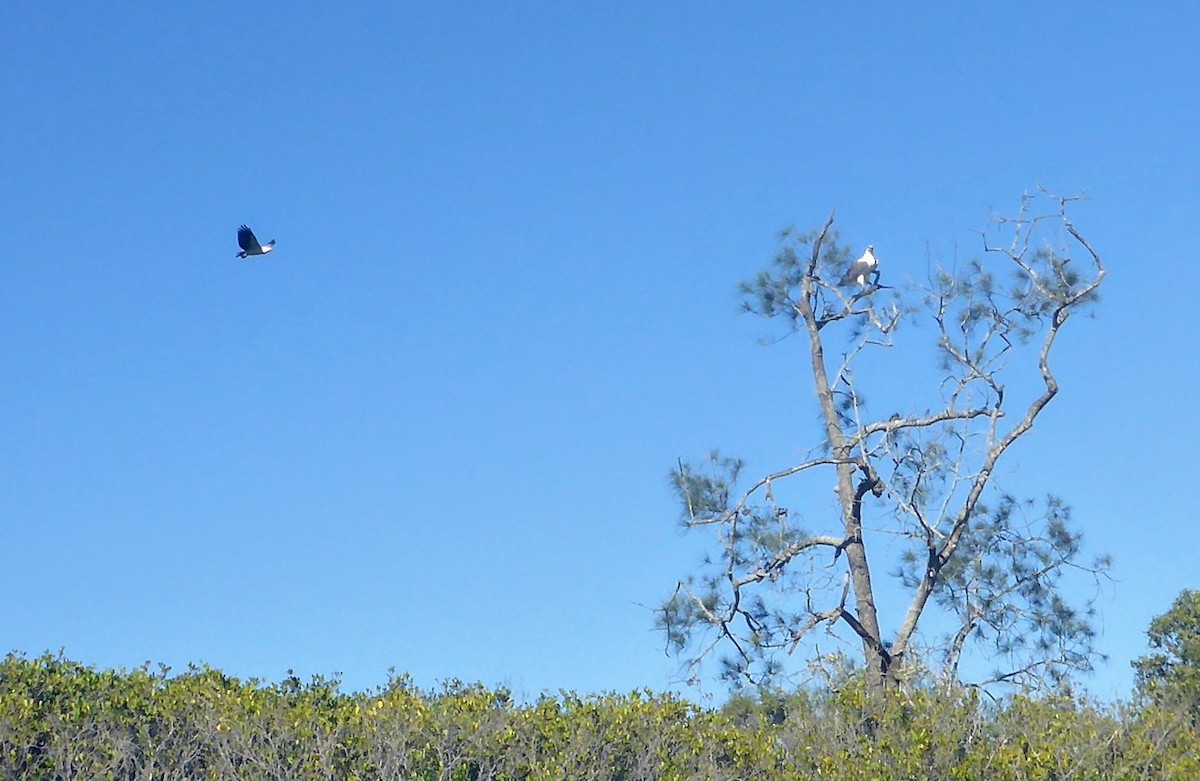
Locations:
1;652;1196;780
1133;589;1200;723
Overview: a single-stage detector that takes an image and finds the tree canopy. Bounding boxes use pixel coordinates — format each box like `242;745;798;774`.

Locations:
660;192;1110;696
1134;588;1200;721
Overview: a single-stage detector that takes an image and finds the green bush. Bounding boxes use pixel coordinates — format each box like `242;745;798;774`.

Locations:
1;652;1196;780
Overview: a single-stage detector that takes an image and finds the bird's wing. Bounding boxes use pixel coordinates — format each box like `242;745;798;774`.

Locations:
237;225;261;252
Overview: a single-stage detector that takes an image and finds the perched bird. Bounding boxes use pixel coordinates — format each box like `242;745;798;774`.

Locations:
236;225;276;259
840;245;878;287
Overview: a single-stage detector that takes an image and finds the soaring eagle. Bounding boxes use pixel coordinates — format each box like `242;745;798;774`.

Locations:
840;245;878;287
236;225;276;259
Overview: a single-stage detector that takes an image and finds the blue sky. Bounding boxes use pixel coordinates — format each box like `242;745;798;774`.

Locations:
2;3;1196;701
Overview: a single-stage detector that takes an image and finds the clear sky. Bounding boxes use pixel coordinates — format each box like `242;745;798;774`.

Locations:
2;3;1197;702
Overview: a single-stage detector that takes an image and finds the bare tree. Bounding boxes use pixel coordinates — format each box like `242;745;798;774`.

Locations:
659;191;1110;697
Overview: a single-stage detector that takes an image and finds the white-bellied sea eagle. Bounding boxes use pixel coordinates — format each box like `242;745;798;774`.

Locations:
840;245;878;286
236;225;276;259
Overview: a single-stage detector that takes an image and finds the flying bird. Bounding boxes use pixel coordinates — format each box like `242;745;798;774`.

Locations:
236;225;276;259
840;245;878;287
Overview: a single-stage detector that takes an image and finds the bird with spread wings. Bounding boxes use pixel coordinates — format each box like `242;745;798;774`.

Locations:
236;225;276;259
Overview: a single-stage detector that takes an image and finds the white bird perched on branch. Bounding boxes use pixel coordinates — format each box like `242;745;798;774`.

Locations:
841;245;878;286
236;225;276;259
